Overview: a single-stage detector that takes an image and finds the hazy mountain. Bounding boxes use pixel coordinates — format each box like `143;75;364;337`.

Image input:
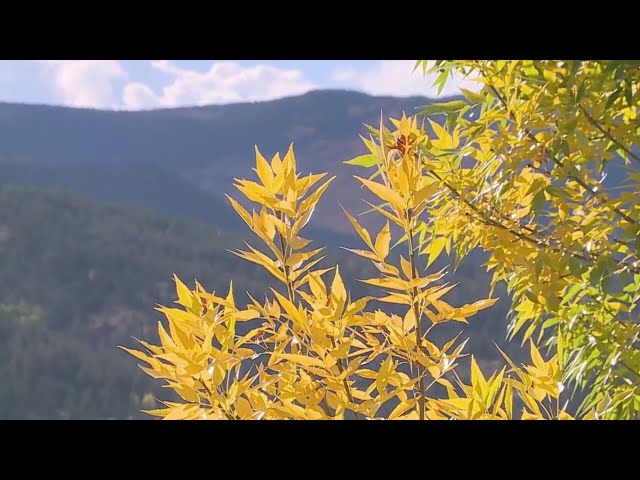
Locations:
0;90;440;234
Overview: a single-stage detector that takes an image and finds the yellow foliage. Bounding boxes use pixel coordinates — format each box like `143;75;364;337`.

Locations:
124;133;587;420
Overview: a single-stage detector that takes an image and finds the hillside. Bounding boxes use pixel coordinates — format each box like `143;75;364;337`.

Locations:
0;186;265;419
0;161;359;248
0;185;515;419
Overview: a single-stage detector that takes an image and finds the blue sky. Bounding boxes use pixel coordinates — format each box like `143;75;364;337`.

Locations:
0;60;477;110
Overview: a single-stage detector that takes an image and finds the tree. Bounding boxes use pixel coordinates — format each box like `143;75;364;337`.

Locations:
410;60;640;418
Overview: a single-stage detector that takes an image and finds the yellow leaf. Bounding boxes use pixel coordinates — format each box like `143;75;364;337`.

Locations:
234;397;254;419
298;176;335;217
424;283;458;303
505;380;514;419
403;309;416;332
157;321;176;350
389;400;417;420
232;246;287;284
400;410;420;420
355;176;406;209
235;308;260;321
174;274;193;309
413;181;439;206
424;236;448;267
470;356;487;398
119;347;153;366
374;222;391;260
521;410;544;420
254;146;274;189
226;195;253;228
342;208;375;251
529;341;546;371
459;298;499;317
272;353;327;370
164;403;199;421
342;248;380;262
359;277;408;291
558;410;574;420
400;255;412;280
364;202;407;229
234;180;272;204
144;407;172;417
378;292;411;305
331;265;347;304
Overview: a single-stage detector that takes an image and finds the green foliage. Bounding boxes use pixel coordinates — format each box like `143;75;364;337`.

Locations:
410;60;640;418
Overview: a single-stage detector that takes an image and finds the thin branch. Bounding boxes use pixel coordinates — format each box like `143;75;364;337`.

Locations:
407;216;426;420
329;337;365;420
578;104;640;166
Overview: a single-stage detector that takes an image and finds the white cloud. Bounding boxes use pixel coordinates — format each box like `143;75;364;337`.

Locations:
332;67;358;83
359;60;480;98
121;61;317;110
40;60;127;109
122;82;157;110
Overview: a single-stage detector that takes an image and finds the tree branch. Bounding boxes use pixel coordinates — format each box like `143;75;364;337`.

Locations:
577;104;640;166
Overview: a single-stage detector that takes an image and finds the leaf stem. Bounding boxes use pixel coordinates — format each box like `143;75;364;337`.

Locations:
407;209;426;420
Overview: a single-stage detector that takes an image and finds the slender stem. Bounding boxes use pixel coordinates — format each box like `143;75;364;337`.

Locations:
276;211;296;303
329;337;364;420
577;104;640;166
198;377;235;420
407;210;426;420
429;170;640;275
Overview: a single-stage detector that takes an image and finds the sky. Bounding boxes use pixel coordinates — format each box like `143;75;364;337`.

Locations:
0;60;478;110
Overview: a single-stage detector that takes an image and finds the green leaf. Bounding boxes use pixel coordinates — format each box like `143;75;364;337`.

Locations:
545;185;569;200
576;82;586;103
542;69;556;82
534;257;544;279
344;154;379;168
524;289;539;304
625;84;633;107
562;283;583;305
542;317;560;330
459;88;485;104
635;233;640;257
419;100;468;117
446;112;457;131
605;88;621;110
568;257;583;278
531;190;546;216
435;69;449;96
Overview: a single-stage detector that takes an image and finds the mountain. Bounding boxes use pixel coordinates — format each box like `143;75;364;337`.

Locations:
0;161;360;248
0;90;439;234
0;162;242;230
